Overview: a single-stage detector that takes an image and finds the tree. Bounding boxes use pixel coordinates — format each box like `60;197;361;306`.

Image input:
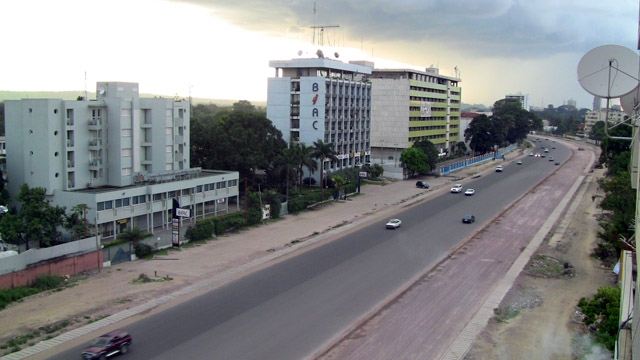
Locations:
400;147;428;178
117;227;152;244
311;140;338;192
465;115;495;154
0;185;66;249
331;174;348;200
412;140;438;171
271;146;298;199
454;141;467;156
589;121;605;145
64;203;91;240
293;143;317;187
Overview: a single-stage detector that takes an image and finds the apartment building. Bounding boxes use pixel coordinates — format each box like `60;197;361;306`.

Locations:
584;108;628;135
267;57;372;182
5;82;239;239
370;67;461;163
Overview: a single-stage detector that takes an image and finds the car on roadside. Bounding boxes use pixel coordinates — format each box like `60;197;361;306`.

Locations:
548;157;554;161
415;180;430;189
450;184;463;193
528;152;534;156
555;161;560;165
462;214;476;224
495;165;503;172
82;330;132;359
516;160;523;165
541;154;546;158
385;219;402;229
464;188;475;196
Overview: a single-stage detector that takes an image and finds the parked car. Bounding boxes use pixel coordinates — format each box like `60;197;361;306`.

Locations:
385;219;402;229
462;214;476;224
464;188;476;196
495;165;503;172
415;181;430;189
516;160;523;165
450;184;463;193
82;330;132;359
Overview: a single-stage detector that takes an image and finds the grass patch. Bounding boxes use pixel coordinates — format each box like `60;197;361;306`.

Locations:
131;273;173;284
0;275;67;310
493;306;520;322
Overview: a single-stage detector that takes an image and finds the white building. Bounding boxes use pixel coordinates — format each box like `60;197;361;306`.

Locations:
584;108;628;135
267;58;372;183
6;82;239;240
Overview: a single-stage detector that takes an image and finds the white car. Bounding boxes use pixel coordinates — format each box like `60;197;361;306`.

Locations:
385;219;402;229
450;184;463;193
464;188;476;196
495;165;503;172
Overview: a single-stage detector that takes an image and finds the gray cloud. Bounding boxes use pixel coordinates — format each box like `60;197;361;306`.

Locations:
172;0;637;57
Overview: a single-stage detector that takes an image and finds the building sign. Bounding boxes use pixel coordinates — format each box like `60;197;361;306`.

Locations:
420;101;432;117
171;218;180;247
262;204;271;220
311;82;320;124
175;208;190;217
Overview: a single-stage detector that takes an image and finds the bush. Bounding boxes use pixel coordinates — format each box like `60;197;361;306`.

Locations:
578;286;620;351
303;177;317;186
214;213;245;234
32;275;64;291
134;243;153;258
185;221;215;242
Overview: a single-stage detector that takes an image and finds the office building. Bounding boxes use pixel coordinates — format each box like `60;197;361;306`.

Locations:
370;67;461;163
6;82;239;239
267;58;372;182
505;94;527;110
583;108;628;135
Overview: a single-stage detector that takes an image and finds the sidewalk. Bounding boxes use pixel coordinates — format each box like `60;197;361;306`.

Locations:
0;149;523;359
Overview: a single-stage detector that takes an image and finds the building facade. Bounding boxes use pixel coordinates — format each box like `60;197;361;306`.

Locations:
369;67;461;163
6;82;239;240
584;108;628;135
505;94;528;110
267;58;372;182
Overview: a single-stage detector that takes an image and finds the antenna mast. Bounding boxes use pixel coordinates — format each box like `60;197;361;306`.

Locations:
310;2;339;47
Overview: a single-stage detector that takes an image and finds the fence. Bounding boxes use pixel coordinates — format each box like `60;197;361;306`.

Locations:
438;144;517;176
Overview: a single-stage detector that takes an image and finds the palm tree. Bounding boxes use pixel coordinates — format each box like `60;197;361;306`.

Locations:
311;140;338;193
293;143;317;187
273;147;298;199
331;174;348;200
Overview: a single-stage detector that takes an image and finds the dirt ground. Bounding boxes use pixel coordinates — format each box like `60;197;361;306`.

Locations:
465;168;615;360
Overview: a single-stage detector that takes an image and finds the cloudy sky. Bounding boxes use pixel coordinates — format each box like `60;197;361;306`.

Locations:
1;0;637;108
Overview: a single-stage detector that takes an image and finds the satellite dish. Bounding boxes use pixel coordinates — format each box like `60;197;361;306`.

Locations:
316;49;324;58
297;50;303;56
334;52;340;58
577;44;639;98
621;85;640;115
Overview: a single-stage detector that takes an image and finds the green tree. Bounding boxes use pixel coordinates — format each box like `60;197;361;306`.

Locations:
311;140;338;192
412;140;438;171
454;141;467;156
331;174;348;200
465;114;495;154
64;203;91;240
400;147;428;178
271;146;298;199
293;143;317;187
578;286;621;351
117;227;152;244
589;121;605;145
0;185;66;249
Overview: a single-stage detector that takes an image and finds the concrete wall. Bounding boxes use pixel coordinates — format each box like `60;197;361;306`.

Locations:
0;237;99;275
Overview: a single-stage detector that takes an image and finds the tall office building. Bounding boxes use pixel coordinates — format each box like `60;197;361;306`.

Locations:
505;94;528;110
267;58;372;182
370;67;461;162
6;82;239;239
593;96;602;111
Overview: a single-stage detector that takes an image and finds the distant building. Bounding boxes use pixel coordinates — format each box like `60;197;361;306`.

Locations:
566;98;577;108
505;94;528;110
267;58;372;183
369;66;461;164
6;82;239;240
584;108;628;135
593;96;602;111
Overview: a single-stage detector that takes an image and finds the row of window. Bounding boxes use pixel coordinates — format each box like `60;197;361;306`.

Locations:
410;86;447;95
408;134;447;142
96;179;239;211
409;125;447;131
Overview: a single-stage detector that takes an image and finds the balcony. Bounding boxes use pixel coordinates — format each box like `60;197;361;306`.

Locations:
89;159;102;169
66;140;74;148
88;139;102;149
67;161;75;169
88;120;101;130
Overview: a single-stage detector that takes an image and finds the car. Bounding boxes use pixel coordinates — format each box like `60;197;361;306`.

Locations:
495;165;503;172
82;330;132;359
450;184;463;193
385;219;402;229
415;180;430;189
534;153;541;157
548;157;554;161
462;214;476;224
528;153;534;156
544;148;549;153
464;188;475;196
516;160;523;165
552;146;556;149
541;154;546;158
555;161;560;165
578;147;585;151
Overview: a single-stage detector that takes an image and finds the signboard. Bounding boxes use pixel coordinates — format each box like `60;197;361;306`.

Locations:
171;218;180;247
359;172;368;178
262;204;271;220
420;101;432;117
175;208;190;217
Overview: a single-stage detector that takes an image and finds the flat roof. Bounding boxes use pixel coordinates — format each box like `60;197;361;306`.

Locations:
269;58;372;74
373;68;460;82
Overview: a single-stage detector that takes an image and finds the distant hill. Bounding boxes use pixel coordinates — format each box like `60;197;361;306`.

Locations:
0;91;265;107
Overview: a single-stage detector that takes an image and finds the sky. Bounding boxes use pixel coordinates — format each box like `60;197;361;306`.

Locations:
1;0;638;108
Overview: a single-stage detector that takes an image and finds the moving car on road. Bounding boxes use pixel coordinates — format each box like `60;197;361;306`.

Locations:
450;184;463;193
415;181;430;189
516;160;523;165
82;330;132;359
495;165;503;172
462;214;476;224
464;188;476;196
385;219;402;229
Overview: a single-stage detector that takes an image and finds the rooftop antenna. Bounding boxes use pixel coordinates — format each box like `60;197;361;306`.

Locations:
309;1;339;46
84;71;88;100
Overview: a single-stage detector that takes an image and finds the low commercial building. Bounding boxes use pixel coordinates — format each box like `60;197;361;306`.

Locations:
5;82;239;240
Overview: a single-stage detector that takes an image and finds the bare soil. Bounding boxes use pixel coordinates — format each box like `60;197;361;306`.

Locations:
465;169;615;360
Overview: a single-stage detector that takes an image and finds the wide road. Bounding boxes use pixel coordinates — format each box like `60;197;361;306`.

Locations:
54;139;568;360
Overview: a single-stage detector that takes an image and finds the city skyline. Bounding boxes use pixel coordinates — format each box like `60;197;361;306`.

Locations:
2;0;637;109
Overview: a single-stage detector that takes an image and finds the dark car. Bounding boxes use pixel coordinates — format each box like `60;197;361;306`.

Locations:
416;181;430;189
82;330;132;359
462;214;476;224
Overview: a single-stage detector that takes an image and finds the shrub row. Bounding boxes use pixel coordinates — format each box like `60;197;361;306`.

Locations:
0;275;65;310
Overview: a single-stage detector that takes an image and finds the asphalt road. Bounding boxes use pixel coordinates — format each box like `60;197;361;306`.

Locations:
58;140;569;360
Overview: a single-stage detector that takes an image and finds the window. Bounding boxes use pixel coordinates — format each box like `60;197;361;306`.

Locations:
122;167;132;176
122;198;130;206
196;185;203;193
216;181;226;189
122;149;132;157
115;199;123;208
132;195;146;205
121;129;132;137
98;202;105;211
228;179;238;187
168;191;176;198
104;201;113;210
153;193;163;201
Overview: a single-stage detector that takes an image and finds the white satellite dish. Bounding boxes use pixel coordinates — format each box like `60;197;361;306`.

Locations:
577;44;639;98
621;85;640;116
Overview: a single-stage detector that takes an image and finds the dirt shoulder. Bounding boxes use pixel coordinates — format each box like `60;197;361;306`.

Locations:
465;166;614;360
